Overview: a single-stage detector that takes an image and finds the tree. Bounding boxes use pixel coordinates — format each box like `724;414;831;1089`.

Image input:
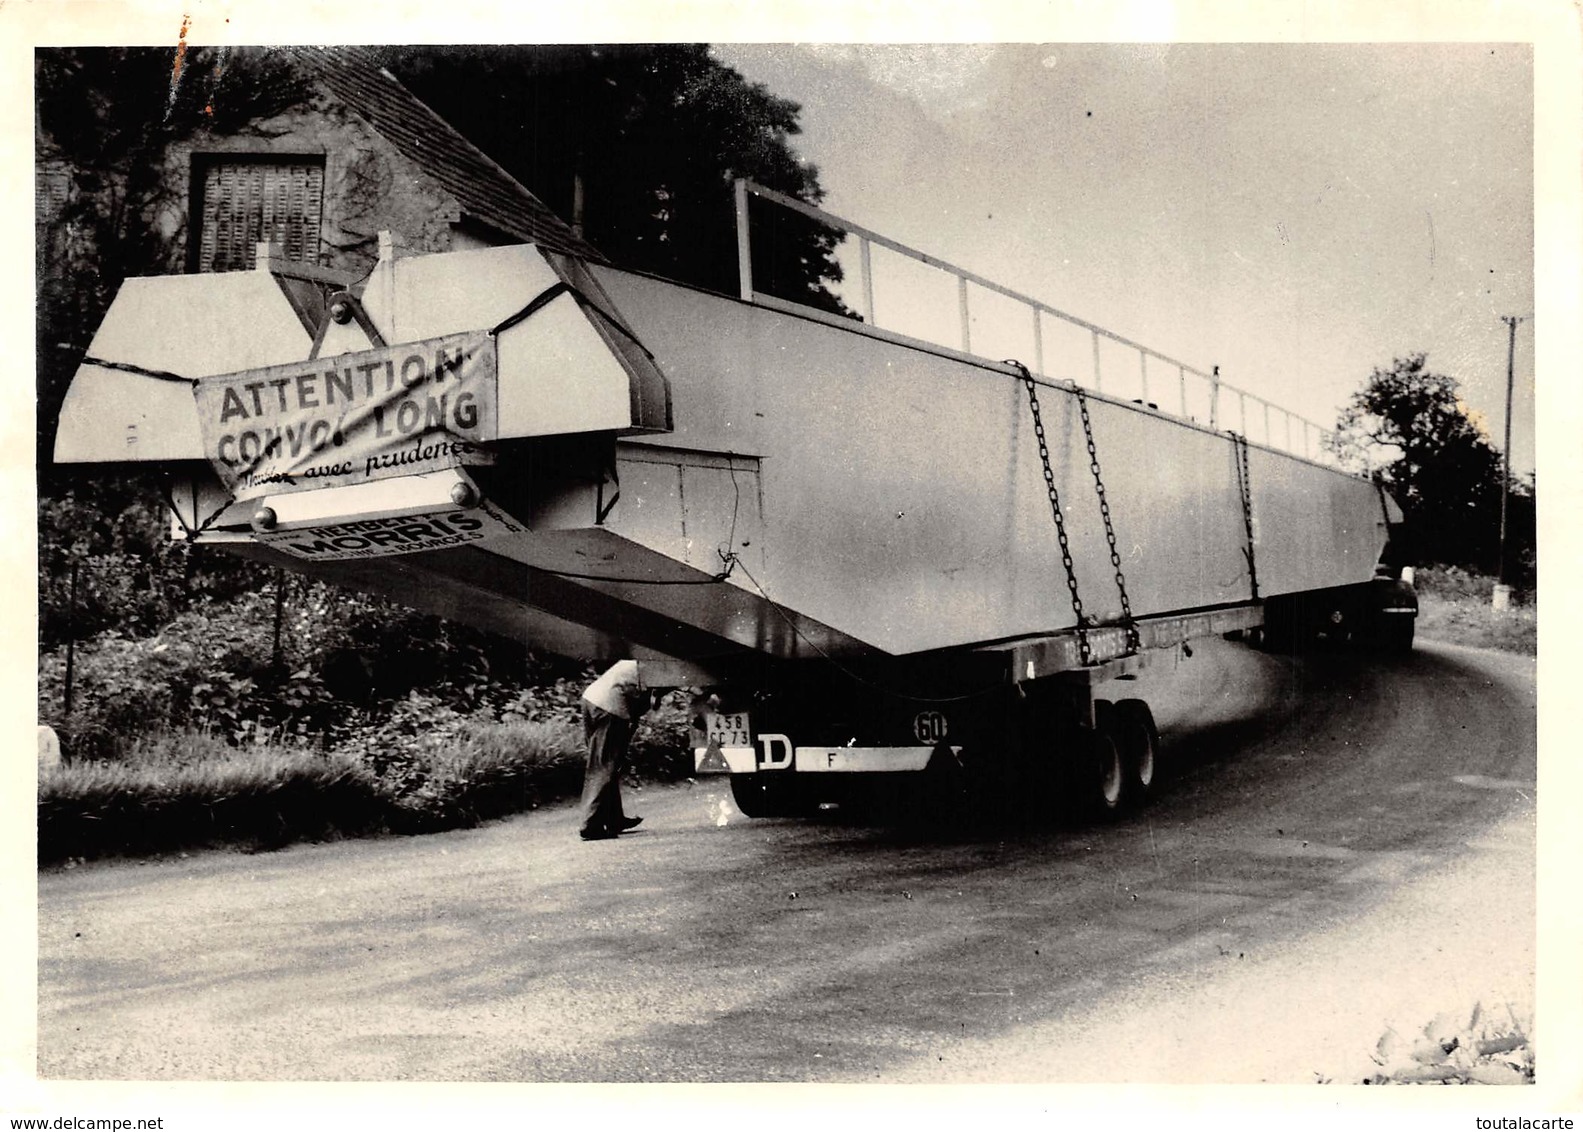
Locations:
1327;353;1529;575
381;44;852;315
35;47;309;482
35;48;310;652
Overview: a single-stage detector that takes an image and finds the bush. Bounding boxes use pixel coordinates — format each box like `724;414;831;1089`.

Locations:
1359;1002;1534;1085
38;601;345;758
1412;566;1537;655
37;478;258;649
1413;565;1532;606
395;718;588;829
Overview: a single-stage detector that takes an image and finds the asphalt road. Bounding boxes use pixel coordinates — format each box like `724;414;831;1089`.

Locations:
36;638;1536;1083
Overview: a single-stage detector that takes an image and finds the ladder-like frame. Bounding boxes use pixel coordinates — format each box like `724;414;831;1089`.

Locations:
733;178;1331;461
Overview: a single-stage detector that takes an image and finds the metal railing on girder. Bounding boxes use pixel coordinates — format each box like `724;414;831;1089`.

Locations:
732;178;1335;462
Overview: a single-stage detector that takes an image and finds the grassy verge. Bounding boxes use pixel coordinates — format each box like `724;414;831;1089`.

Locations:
40;738;390;863
40;708;692;866
1412;566;1536;655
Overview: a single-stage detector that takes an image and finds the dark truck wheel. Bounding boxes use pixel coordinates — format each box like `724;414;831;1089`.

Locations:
897;744;973;828
1259;595;1304;653
1084;700;1127;819
1366;575;1418;653
1376;614;1416;653
1115;698;1160;806
729;773;808;818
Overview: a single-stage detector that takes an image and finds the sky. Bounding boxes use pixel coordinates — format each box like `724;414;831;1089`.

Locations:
714;43;1536;473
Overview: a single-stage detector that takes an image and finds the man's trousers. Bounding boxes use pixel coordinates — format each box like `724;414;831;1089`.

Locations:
579;703;634;836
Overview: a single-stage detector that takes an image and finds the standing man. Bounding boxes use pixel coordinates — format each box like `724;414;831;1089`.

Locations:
578;660;652;841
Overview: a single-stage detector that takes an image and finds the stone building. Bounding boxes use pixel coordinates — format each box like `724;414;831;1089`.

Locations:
152;46;601;278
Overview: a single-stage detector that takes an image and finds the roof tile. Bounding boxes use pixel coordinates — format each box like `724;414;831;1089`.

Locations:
283;46;605;262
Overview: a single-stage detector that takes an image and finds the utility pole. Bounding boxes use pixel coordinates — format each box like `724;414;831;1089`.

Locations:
1494;314;1524;607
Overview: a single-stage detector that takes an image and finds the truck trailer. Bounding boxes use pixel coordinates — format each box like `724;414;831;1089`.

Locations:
52;182;1417;822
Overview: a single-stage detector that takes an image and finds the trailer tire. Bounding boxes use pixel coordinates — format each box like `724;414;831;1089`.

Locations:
884;746;972;829
920;744;973;826
1383;616;1416;653
1115;698;1160;806
1364;577;1418;654
1370;613;1416;654
1259;598;1301;653
1083;701;1127;819
729;773;807;818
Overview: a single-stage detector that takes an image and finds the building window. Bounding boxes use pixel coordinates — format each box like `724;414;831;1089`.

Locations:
35;162;72;226
191;156;324;272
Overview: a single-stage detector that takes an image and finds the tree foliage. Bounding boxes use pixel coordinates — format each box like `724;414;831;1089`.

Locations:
35;47;312;480
381;44;851;314
1328;353;1533;577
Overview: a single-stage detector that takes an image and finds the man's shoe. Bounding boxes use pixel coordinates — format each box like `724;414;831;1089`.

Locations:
619;816;644;831
580;829;618;841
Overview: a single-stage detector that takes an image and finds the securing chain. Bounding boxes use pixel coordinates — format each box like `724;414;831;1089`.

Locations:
1233;433;1260;600
159;473;235;545
1070;384;1140;653
79;357;197;386
1009;360;1091;665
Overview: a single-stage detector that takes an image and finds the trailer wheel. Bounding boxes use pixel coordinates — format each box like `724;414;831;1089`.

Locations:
1369;613;1416;654
1259;599;1300;653
1115;698;1160;806
1365;577;1418;654
915;743;973;827
729;773;806;818
1383;616;1416;653
1084;701;1126;818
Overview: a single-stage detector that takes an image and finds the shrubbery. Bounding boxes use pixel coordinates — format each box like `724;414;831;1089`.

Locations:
39;561;595;756
38;480;258;649
40;684;694;864
37;545;694;862
39;734;390;862
1412;564;1533;606
1411;567;1537;656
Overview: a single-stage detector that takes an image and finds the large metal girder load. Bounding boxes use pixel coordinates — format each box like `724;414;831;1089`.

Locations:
54;241;1396;674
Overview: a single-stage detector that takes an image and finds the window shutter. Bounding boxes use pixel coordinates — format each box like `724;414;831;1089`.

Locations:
35;163;71;225
196;158;324;272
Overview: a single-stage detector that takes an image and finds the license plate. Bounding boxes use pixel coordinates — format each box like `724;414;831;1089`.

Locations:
705;711;752;748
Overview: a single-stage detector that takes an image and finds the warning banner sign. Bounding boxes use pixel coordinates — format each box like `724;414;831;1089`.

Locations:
255;501;526;562
193;331;498;502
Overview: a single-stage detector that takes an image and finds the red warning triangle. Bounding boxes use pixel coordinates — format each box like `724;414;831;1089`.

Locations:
697;740;731;773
